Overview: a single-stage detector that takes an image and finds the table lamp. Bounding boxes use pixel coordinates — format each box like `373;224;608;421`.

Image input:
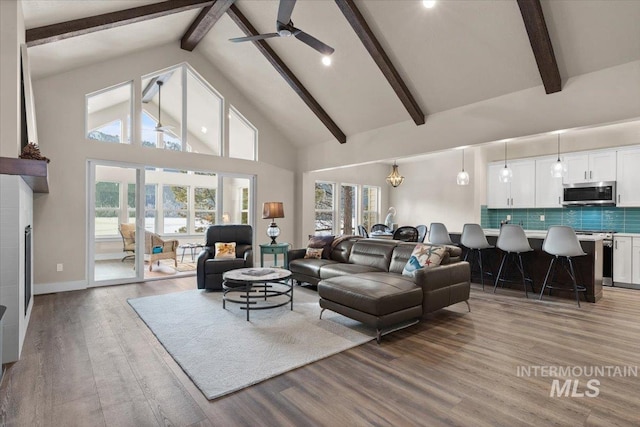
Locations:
262;202;284;244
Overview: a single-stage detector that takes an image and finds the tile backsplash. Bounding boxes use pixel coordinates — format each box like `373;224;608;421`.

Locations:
480;205;640;233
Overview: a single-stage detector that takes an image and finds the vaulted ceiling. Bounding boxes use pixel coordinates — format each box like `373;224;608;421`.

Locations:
22;0;640;148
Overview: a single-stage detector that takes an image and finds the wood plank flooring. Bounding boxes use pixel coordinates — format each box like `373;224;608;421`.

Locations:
1;279;639;426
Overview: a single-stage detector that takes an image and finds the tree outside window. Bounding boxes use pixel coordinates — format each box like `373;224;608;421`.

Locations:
95;181;120;236
194;187;216;232
163;185;188;234
340;184;357;235
315;182;334;235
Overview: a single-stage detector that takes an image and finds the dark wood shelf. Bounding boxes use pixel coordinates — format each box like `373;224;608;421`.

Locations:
0;157;49;193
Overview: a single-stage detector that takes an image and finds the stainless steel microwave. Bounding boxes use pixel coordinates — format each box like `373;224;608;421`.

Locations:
562;181;616;206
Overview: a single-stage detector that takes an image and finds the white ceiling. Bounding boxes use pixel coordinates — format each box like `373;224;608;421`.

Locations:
22;0;640;149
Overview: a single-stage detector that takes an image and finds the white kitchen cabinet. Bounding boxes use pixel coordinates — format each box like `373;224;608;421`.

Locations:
563;151;616;184
613;236;632;284
616;147;640;207
632;242;640;285
535;157;563;208
487;160;535;208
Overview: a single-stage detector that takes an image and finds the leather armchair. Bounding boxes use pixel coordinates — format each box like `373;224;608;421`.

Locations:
197;224;253;290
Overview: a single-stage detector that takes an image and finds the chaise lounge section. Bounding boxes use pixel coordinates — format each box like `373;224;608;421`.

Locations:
288;238;471;342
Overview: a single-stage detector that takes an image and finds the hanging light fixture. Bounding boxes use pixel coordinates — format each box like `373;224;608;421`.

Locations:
386;161;404;187
498;141;513;183
154;80;174;133
550;133;567;178
456;149;470;186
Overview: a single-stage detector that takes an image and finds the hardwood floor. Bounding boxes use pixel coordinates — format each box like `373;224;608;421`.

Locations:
2;279;639;426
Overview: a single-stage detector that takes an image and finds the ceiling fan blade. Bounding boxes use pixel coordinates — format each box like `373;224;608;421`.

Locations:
277;0;296;26
294;29;334;55
229;33;279;43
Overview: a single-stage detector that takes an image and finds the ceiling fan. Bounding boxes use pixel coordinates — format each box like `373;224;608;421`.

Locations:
229;0;334;56
154;81;173;133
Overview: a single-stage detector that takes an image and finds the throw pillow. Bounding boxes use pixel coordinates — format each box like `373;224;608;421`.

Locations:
402;244;446;277
304;247;324;259
307;234;335;259
214;242;236;259
307;235;335;259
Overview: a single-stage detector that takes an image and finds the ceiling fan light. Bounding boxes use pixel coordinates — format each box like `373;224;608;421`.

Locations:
386;162;404;188
322;55;332;66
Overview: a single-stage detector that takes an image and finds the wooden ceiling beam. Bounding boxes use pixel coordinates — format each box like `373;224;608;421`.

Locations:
26;0;215;47
227;4;347;144
517;0;562;94
335;0;425;126
181;0;236;51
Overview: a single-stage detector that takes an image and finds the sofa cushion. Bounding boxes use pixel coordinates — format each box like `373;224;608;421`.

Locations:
319;263;382;280
307;235;334;259
348;240;396;271
330;238;358;263
289;258;338;278
402;244;446;277
318;273;422;316
304;247;323;259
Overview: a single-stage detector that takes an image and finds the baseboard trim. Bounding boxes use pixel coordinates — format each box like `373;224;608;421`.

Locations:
34;280;87;295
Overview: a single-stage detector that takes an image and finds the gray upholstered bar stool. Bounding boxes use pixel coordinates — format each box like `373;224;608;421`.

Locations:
539;226;587;307
461;224;494;290
493;224;535;297
428;223;453;245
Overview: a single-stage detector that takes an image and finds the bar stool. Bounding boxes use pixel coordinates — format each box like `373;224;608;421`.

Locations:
493;224;535;297
539;226;587;307
460;224;494;290
416;224;427;243
428;223;453;245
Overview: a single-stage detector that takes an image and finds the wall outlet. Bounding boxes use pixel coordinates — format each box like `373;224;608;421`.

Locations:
56;263;63;272
506;215;511;221
540;215;545;221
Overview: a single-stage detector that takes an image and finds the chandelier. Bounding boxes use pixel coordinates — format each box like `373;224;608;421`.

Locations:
386;161;404;187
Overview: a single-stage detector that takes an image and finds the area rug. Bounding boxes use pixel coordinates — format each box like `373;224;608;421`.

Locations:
127;287;374;400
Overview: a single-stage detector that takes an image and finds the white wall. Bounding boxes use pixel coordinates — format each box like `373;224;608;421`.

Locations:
388;149;479;234
31;43;297;291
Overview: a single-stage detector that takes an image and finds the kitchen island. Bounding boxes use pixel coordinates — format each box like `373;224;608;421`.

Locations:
449;229;603;303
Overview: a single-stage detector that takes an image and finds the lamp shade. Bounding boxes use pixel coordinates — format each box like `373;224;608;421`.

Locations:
262;202;284;219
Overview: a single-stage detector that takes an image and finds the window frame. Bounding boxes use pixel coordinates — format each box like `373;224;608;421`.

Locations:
314;181;381;235
85;80;133;145
228;104;258;161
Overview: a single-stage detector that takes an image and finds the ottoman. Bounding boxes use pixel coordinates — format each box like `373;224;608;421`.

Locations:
318;273;423;343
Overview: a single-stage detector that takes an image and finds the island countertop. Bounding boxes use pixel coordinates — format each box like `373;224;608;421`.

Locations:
449;231;603;303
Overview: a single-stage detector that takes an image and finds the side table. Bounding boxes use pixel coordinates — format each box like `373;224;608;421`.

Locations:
260;243;289;268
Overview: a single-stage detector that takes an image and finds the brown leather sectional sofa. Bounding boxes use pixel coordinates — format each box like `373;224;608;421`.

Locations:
288;237;471;342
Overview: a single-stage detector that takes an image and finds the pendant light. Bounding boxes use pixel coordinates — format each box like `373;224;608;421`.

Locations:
456;149;470;186
550;133;567;178
498;141;513;183
386;161;404;187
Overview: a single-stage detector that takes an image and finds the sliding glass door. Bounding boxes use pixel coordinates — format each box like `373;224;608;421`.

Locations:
89;162;145;285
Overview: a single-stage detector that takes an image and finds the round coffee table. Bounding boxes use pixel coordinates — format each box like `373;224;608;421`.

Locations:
222;268;293;321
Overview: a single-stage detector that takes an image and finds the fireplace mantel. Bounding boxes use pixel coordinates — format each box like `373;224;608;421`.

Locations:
0;157;49;193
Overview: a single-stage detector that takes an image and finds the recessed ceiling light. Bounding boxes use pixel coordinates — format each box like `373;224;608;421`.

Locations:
423;0;436;9
201;126;207;134
322;56;332;66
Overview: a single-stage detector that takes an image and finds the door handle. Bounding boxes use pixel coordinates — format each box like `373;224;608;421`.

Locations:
511;198;513;206
507;198;509;206
615;240;618;249
584;171;587;180
558;196;561;204
590;171;593;179
618;195;621;203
